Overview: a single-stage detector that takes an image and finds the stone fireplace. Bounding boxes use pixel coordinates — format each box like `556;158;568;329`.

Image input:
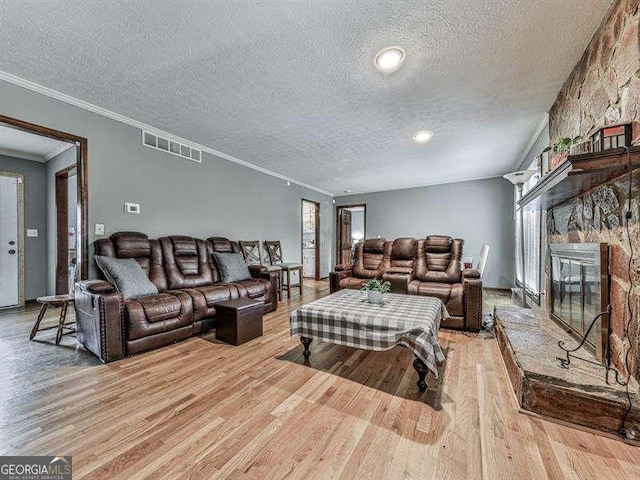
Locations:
547;172;639;381
547;0;639;382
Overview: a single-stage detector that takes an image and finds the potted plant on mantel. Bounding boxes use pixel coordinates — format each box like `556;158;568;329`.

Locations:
361;279;391;305
542;136;582;174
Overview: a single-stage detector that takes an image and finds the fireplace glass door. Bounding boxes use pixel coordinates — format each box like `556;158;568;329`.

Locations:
549;243;609;361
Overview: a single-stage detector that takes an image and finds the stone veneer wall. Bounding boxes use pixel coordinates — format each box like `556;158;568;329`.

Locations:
547;0;640;380
549;0;639;142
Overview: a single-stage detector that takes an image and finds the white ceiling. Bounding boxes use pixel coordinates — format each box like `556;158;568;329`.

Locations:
0;0;610;195
0;124;74;162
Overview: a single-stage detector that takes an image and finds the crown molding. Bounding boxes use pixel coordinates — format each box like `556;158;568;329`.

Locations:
0;147;44;162
333;173;505;197
0;71;334;197
515;112;549;170
43;141;74;161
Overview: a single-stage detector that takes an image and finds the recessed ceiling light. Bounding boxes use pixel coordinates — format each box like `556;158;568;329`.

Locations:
344;190;352;193
375;47;405;72
413;130;434;144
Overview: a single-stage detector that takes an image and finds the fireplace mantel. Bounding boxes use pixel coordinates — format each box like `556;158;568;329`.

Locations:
519;146;640;211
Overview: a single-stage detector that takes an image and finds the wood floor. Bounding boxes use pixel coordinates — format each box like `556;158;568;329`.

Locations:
1;282;638;479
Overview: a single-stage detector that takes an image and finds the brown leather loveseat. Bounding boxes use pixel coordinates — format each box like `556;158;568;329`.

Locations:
330;235;482;331
75;232;278;363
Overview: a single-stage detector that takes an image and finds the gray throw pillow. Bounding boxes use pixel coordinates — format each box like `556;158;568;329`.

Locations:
212;252;251;283
94;255;159;300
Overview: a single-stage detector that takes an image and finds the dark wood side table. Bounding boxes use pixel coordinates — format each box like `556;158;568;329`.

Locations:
215;298;264;345
30;294;75;345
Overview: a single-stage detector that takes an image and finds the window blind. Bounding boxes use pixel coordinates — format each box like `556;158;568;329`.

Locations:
515;161;541;296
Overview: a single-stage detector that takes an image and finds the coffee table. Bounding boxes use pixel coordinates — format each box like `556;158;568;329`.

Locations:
290;289;446;392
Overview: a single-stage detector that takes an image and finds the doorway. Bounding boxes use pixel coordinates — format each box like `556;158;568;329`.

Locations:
301;199;320;280
56;165;78;294
0;115;88;302
0;172;24;307
336;204;366;266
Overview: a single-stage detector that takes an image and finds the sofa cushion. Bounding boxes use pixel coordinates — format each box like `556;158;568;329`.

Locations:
408;281;463;317
352;240;391;279
233;278;269;298
180;284;241;323
94;255;159;300
160;236;214;289
213;252;251;283
125;291;193;341
194;284;237;307
414;237;463;284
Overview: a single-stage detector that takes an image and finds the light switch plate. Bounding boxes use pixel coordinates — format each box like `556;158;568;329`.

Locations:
124;202;141;214
95;223;105;235
26;229;38;237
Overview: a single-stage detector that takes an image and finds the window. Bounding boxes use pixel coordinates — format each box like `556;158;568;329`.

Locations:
514;159;542;300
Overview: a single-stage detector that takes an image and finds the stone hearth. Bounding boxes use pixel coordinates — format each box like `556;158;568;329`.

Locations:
495;305;640;442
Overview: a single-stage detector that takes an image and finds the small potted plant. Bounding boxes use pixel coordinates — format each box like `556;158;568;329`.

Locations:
549;136;581;171
361;278;391;304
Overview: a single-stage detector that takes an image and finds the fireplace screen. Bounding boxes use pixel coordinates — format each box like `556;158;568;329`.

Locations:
549;243;609;362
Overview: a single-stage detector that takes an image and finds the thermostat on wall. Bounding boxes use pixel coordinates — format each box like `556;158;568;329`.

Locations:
124;202;141;214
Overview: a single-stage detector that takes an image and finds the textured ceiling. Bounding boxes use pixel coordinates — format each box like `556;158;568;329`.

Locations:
0;0;611;195
0;124;73;162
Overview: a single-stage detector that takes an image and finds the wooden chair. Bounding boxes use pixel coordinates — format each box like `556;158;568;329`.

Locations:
238;240;283;301
30;262;76;345
264;241;303;299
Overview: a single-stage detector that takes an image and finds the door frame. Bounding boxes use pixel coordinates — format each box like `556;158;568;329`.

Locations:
301;198;321;280
0;115;89;284
55;165;77;294
335;203;366;265
0;171;25;306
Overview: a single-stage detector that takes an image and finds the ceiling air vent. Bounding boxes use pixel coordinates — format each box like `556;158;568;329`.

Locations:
142;130;202;163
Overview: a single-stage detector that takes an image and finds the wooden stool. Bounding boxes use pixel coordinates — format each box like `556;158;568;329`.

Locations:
264;240;304;299
30;295;75;345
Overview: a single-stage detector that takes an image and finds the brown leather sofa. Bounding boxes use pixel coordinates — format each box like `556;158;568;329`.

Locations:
75;232;278;363
330;235;483;331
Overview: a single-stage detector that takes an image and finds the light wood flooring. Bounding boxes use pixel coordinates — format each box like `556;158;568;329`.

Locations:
0;281;638;479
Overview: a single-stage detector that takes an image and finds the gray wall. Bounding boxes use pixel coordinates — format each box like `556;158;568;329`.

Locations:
0;81;334;284
336;177;515;289
0;154;47;299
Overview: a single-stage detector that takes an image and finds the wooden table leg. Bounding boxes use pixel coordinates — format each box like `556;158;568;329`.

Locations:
30;304;48;340
278;270;283;301
413;357;429;392
55;301;69;345
301;336;312;359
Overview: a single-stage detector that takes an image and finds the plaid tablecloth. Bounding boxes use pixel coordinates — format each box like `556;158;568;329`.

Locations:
290;289;447;377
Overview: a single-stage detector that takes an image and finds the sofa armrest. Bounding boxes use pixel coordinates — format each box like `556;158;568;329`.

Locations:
74;281;126;363
381;272;411;294
330;270;350;293
462;277;483;332
250;269;279;311
334;264;352;272
248;264;268;274
77;279;117;295
462;268;481;280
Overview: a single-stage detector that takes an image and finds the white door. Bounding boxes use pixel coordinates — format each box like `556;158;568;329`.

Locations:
0;175;19;307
